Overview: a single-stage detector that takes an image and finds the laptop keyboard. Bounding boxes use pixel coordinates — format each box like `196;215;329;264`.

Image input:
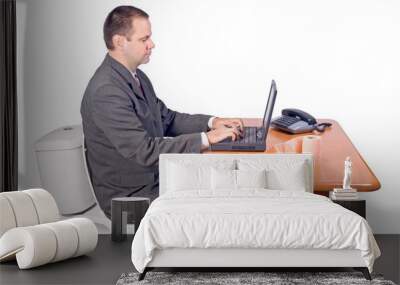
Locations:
220;127;263;144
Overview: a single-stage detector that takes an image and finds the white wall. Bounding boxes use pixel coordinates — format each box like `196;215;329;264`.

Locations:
17;0;400;233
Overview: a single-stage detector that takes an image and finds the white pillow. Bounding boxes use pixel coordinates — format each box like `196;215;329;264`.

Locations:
166;160;235;192
266;163;307;191
238;159;309;192
211;168;267;190
236;169;267;189
211;168;236;190
167;162;210;191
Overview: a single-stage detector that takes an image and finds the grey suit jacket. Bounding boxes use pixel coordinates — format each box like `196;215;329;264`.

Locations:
80;54;211;217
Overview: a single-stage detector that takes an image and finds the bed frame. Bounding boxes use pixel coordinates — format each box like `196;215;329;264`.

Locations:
137;154;372;281
139;248;371;280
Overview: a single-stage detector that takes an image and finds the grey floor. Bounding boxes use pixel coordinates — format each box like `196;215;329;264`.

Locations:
0;235;398;285
0;235;134;285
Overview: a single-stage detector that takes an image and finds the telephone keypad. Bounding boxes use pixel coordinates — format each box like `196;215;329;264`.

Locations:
272;116;300;127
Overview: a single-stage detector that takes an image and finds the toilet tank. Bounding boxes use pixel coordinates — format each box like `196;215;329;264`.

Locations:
35;125;96;215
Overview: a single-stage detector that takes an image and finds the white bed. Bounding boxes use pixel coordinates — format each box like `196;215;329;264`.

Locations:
131;154;380;280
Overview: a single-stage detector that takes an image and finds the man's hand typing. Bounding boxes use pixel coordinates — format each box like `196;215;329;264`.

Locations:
206;125;242;144
212;117;244;132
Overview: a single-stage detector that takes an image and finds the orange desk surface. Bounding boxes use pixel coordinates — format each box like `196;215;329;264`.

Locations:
205;119;380;195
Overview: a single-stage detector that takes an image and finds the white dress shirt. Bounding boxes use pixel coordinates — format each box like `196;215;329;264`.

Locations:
200;117;216;150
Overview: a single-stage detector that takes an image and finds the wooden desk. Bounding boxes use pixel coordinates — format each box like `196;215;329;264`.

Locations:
206;119;380;195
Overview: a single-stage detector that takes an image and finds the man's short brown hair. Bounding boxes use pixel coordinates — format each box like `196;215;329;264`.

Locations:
103;5;149;50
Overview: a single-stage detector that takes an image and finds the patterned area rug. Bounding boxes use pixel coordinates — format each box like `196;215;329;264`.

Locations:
116;271;396;285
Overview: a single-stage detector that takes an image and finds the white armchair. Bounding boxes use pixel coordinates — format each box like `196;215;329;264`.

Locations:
0;188;98;269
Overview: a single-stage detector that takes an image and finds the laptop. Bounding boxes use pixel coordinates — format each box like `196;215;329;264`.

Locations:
209;80;277;151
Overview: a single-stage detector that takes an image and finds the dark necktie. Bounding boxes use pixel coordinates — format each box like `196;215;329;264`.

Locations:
133;72;141;88
133;72;149;105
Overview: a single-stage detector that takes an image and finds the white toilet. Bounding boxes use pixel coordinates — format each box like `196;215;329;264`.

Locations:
35;125;111;234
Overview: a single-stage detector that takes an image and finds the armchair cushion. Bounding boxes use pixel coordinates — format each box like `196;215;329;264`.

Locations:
0;188;59;237
0;218;97;269
0;189;98;269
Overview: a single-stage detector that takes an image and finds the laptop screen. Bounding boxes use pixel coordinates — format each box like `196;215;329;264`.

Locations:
261;80;277;139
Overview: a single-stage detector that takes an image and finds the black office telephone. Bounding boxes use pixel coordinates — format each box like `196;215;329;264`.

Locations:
271;108;332;134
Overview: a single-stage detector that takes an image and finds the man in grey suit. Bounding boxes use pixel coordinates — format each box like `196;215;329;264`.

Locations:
81;6;243;218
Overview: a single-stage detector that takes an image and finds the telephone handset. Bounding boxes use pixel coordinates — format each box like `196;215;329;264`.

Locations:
271;108;332;134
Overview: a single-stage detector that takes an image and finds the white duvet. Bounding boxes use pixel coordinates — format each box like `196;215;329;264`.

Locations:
131;190;380;273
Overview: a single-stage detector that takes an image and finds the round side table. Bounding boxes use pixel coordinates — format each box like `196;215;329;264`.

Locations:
111;197;150;242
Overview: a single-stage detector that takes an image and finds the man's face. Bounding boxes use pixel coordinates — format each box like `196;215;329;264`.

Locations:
123;17;155;69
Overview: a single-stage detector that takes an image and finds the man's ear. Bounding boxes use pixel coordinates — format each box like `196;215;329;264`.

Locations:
112;34;125;49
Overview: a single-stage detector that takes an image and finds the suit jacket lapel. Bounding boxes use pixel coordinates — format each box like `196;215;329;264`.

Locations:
105;54;145;101
137;72;164;137
104;54;162;136
137;73;151;104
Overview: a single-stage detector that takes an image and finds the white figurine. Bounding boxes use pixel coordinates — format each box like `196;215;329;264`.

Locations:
343;156;352;190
